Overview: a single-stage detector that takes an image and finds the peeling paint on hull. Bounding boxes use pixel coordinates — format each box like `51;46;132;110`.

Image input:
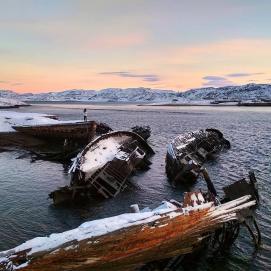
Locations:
0;196;256;271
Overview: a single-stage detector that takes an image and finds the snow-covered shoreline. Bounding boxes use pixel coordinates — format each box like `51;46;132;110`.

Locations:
144;101;239;106
0;97;28;108
0;111;60;133
0;111;85;133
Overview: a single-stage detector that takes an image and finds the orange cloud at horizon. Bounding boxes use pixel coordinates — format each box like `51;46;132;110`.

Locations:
1;38;270;93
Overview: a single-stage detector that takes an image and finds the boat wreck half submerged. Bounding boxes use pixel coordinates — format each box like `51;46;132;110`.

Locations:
49;131;155;204
166;128;230;184
12;121;112;142
0;173;260;271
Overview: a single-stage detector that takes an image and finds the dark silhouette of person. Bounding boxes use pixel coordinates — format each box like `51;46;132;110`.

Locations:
83;108;87;122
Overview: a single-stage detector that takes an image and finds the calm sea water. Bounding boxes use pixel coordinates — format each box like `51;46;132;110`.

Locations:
0;104;270;270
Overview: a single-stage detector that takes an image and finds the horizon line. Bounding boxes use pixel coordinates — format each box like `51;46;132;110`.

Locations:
0;82;269;94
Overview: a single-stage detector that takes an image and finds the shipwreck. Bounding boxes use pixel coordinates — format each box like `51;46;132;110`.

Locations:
131;125;151;140
49;131;155;204
0;110;113;158
3;117;112;163
166;128;230;184
12;121;112;143
0;172;260;271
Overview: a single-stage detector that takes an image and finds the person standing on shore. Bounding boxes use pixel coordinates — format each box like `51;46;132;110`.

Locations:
83;108;87;122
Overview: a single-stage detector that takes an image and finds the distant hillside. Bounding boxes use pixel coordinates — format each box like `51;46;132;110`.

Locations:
182;84;271;101
0;97;27;108
1;84;271;104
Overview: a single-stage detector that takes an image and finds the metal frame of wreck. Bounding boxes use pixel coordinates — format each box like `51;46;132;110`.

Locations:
166;129;230;183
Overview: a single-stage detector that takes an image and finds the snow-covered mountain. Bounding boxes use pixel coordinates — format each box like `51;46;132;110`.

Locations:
182;84;271;101
85;88;179;102
0;90;20;100
21;89;97;102
0;97;27;108
1;84;271;104
0;88;180;103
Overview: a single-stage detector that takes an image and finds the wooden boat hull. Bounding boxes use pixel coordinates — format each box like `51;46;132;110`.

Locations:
0;193;257;271
49;131;154;204
12;121;97;141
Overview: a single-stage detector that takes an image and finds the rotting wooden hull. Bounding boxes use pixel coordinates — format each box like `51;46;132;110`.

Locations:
12;121;97;141
79;130;155;157
0;195;256;271
0;132;46;148
49;131;154;203
166;128;230;184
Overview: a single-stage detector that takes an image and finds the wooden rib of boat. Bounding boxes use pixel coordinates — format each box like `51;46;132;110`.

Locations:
166;128;230;184
49;131;155;204
12;121;97;141
0;176;259;271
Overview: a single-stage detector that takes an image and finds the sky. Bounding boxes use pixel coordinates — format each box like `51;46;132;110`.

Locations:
1;0;271;93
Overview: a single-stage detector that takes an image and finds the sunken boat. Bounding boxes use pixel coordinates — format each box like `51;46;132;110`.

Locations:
12;121;98;142
49;131;155;204
166;128;230;184
131;125;151;140
0;173;260;271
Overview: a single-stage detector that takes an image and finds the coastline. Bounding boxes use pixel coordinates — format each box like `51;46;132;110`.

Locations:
141;102;271;107
0;104;31;109
26;101;271;107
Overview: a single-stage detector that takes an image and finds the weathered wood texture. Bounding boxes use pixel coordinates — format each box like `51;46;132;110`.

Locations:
0;196;255;271
13;121;97;141
0;132;46;148
48;130;155;203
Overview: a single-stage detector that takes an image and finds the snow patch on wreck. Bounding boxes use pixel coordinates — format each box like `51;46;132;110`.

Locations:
166;128;230;184
0;192;258;271
49;131;154;204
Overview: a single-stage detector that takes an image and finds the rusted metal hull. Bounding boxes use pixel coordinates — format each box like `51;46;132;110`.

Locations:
12;121;97;141
166;128;230;184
